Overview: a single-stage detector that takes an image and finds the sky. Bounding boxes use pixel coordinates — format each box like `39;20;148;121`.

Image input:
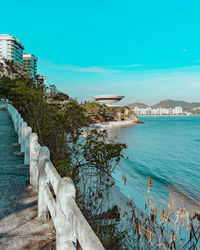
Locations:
1;0;200;105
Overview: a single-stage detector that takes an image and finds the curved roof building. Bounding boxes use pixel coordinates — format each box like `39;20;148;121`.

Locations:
93;95;124;105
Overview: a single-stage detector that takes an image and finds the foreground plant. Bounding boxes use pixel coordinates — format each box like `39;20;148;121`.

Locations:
121;176;200;249
70;129;127;249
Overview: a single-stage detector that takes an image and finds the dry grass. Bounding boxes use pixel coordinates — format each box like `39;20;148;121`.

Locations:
121;176;200;249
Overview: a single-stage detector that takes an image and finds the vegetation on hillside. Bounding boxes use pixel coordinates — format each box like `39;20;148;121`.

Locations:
83;102;138;123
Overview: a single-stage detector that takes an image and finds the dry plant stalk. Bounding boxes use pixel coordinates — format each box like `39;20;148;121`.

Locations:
120;175;200;249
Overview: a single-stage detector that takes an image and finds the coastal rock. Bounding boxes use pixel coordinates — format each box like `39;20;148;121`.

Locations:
84;102;138;123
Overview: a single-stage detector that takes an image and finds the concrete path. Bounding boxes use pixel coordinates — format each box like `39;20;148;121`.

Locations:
0;109;30;219
0;109;55;249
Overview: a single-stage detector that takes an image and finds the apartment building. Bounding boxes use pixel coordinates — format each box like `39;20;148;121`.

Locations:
23;53;38;81
0;34;24;64
133;106;183;116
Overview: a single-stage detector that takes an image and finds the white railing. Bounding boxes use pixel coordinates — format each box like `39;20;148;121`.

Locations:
7;103;104;250
0;98;9;102
0;98;9;109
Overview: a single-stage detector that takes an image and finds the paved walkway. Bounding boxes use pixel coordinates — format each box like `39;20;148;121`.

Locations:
0;109;30;219
0;109;55;249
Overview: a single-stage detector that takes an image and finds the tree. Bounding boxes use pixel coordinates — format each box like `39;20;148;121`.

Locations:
70;129;127;248
0;76;15;98
0;58;30;79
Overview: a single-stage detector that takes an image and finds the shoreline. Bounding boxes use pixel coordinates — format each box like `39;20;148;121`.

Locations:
81;120;137;139
92;120;137;131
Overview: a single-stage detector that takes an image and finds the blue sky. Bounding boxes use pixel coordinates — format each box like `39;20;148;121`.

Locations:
1;0;200;105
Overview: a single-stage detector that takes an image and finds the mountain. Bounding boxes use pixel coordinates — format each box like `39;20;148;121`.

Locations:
127;99;200;111
152;99;200;111
126;102;149;109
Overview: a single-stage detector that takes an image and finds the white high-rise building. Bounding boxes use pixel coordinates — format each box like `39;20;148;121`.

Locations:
23;53;38;81
173;106;183;115
0;34;24;64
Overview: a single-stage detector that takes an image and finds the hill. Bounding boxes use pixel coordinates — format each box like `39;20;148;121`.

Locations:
126;102;149;109
152;99;200;111
84;102;138;123
127;99;200;111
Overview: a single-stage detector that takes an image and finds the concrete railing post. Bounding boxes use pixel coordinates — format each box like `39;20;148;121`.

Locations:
56;177;76;250
21;122;27;153
17;113;21;138
29;133;40;188
17;114;20;138
24;126;32;165
16;112;19;135
38;146;50;219
6;99;9;109
14;110;18;132
18;116;23;144
13;110;16;130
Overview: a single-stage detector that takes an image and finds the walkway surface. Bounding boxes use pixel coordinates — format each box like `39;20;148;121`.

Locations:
0;109;30;218
0;109;55;249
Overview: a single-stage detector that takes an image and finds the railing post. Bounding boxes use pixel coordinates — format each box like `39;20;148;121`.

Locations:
56;177;76;250
38;146;50;219
21;122;27;153
14;110;18;132
16;112;19;135
6;99;9;110
29;133;40;188
18;116;23;144
16;113;21;138
24;126;32;165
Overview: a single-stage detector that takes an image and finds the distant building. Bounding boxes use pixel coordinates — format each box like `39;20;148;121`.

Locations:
193;107;200;110
85;95;125;106
36;74;47;86
23;53;38;81
133;106;183;116
93;95;125;106
0;34;24;64
173;106;183;115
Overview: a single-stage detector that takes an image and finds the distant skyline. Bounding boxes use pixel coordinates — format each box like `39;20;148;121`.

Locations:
1;0;200;105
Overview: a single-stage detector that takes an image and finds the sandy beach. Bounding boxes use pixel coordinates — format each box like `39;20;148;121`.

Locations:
94;120;137;129
91;120;138;137
81;120;137;139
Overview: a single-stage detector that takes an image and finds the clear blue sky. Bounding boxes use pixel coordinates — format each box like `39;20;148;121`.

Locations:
1;0;200;105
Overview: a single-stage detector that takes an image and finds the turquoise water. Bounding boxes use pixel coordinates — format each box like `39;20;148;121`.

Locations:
113;116;200;210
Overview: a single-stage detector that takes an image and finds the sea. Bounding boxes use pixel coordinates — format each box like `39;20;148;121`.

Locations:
113;116;200;211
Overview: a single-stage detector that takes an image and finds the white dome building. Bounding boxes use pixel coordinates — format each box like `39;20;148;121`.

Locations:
92;95;124;106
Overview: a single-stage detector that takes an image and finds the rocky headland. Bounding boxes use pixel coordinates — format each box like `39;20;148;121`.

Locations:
83;102;138;129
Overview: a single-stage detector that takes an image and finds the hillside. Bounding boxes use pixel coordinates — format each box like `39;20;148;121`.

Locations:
127;99;200;111
152;99;200;111
126;102;149;109
83;102;138;123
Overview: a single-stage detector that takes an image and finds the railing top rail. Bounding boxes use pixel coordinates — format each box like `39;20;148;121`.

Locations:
63;197;104;250
45;161;61;195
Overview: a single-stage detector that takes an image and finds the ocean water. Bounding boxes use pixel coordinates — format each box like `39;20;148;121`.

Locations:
113;116;200;211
